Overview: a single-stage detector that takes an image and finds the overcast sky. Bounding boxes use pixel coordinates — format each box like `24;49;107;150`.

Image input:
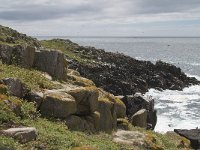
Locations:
0;0;200;36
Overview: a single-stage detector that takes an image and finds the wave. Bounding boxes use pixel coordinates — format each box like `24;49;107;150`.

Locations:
144;79;200;133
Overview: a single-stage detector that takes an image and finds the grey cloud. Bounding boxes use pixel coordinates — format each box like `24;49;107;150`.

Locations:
0;1;103;21
0;0;200;22
135;0;200;14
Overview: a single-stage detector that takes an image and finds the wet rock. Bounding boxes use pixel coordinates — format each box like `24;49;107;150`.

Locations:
1;127;37;144
174;129;200;149
67;43;200;96
40;91;77;118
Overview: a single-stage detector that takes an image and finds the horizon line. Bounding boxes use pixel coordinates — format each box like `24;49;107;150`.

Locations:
34;35;200;38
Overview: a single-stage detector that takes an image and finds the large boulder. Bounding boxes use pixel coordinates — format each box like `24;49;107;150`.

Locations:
131;109;147;128
0;44;35;69
1;78;29;98
65;112;100;132
40;91;77;118
98;98;117;133
68;87;99;115
1;127;37;144
33;49;67;80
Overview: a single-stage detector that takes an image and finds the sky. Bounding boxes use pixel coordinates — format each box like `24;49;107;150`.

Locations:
0;0;200;37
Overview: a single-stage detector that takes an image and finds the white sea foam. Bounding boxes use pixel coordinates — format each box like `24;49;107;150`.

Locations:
145;78;200;133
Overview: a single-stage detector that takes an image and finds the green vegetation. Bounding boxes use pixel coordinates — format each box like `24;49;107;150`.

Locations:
0;95;20;126
41;39;94;64
0;95;132;149
130;127;190;150
0;136;22;150
0;63;57;90
0;25;40;47
21;118;131;150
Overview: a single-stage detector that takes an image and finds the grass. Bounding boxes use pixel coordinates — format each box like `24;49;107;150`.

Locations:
21;118;132;150
41;39;94;64
0;136;22;150
0;63;57;91
0;25;40;47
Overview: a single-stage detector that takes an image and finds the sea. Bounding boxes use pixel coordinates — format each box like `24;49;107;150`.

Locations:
38;36;200;133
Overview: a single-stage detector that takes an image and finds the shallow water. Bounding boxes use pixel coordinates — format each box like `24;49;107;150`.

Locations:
38;36;200;132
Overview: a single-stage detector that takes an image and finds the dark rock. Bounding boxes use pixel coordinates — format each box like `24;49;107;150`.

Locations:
121;93;157;130
174;129;200;149
67;44;200;96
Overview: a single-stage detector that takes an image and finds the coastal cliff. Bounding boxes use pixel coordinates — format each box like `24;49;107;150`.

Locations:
0;25;198;149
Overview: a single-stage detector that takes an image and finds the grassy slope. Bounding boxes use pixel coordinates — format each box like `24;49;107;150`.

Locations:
0;25;40;47
0;64;56;91
0;63;132;150
0;63;190;150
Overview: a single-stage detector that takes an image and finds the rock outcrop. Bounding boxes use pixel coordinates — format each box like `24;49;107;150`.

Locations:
65;111;100;132
67;45;200;96
68;87;99;115
40;91;77;118
0;45;35;69
98;98;117;133
0;44;67;80
33;49;67;80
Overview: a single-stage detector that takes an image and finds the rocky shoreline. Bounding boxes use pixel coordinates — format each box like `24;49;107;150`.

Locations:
65;42;200;95
0;25;199;149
